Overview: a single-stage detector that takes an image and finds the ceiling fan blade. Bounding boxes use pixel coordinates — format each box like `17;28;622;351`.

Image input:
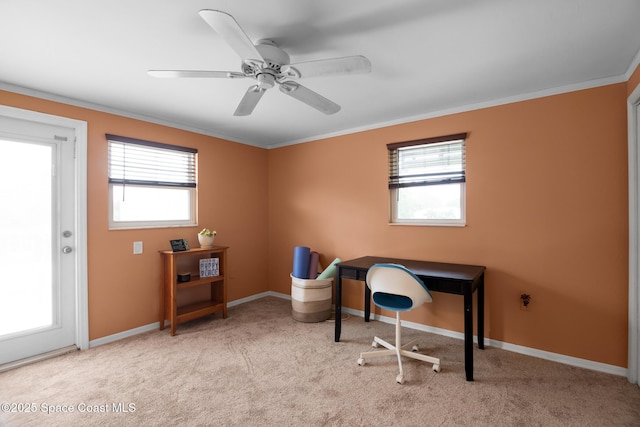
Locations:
199;10;264;62
279;82;340;115
283;55;371;79
148;70;245;79
234;85;266;116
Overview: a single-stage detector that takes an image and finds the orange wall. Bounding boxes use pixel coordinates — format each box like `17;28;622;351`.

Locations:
0;90;269;340
268;83;629;367
1;79;631;366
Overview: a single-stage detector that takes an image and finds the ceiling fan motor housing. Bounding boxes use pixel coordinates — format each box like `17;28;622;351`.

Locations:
244;41;291;90
255;40;290;70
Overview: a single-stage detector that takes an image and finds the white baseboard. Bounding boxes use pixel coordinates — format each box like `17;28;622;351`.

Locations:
89;292;627;378
89;291;292;348
487;339;627;377
340;306;627;378
227;291;291;307
89;322;161;348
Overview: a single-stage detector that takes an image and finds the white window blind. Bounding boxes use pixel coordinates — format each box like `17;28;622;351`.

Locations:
107;134;197;188
388;133;466;190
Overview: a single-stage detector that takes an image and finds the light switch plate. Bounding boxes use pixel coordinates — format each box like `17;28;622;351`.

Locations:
133;241;143;254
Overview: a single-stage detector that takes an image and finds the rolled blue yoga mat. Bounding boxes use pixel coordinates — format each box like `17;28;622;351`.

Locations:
317;257;342;280
307;251;319;279
292;246;311;279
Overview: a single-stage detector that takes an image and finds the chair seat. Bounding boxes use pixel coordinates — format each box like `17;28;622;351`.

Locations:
372;292;412;311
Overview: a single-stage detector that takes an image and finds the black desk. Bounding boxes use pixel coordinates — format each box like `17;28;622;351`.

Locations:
335;256;486;381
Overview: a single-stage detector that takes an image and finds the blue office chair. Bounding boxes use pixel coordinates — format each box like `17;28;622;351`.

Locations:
357;263;441;384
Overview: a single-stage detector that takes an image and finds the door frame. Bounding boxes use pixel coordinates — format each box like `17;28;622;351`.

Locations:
628;84;640;385
0;105;88;352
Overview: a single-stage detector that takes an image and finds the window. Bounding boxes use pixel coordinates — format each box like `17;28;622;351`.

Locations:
388;133;467;226
107;134;197;229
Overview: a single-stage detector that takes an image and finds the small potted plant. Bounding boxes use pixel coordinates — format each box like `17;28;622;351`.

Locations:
197;228;216;248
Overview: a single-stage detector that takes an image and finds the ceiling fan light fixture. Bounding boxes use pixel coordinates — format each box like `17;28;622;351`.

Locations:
257;73;276;89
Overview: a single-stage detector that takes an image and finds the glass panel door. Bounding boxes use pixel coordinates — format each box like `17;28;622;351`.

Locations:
0;111;77;367
0;140;54;336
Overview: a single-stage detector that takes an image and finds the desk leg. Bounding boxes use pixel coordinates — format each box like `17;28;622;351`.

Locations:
464;287;474;381
364;285;371;322
335;268;342;342
478;274;485;350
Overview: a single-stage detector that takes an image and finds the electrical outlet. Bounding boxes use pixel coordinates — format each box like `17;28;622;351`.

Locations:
133;241;143;254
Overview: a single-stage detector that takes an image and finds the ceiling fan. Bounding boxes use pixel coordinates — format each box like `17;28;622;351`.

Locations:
148;10;372;116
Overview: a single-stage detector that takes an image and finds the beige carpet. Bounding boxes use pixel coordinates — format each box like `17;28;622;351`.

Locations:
1;296;639;426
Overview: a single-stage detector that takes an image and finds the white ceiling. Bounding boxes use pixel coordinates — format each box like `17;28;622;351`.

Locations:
1;0;640;148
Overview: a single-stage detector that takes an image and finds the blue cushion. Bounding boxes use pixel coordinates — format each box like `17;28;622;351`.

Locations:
373;292;413;311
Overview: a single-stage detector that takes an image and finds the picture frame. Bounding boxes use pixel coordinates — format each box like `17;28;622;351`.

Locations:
170;239;190;252
199;258;219;278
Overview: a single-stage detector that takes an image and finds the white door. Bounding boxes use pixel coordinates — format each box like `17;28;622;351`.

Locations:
0;111;83;365
630;90;640;385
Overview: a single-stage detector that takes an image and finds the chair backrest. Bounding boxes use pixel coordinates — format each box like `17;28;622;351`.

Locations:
366;263;432;312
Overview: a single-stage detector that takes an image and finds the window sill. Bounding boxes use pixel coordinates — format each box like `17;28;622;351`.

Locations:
108;223;196;231
388;221;466;227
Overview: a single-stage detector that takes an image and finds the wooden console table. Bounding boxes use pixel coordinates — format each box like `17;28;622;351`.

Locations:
159;246;228;335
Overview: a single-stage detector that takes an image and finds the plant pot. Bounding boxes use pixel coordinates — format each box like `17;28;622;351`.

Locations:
197;234;215;248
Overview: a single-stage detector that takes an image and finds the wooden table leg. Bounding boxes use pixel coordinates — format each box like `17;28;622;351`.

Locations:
464;286;474;381
334;268;342;342
364;285;371;322
478;274;485;349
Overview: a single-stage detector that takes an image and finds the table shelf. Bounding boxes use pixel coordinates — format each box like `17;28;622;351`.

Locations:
178;274;225;289
176;301;226;323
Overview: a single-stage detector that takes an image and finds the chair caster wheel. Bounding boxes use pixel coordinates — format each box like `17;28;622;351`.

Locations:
412;345;419;352
396;374;404;384
357;358;365;366
433;364;440;373
371;341;379;348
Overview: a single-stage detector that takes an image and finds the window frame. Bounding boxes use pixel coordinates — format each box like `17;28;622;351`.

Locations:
388;133;467;227
107;134;198;230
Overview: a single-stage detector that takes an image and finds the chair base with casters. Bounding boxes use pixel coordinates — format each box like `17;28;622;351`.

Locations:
356;263;441;384
357;312;440;384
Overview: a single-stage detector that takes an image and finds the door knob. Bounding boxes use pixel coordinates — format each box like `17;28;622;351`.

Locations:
62;246;73;254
